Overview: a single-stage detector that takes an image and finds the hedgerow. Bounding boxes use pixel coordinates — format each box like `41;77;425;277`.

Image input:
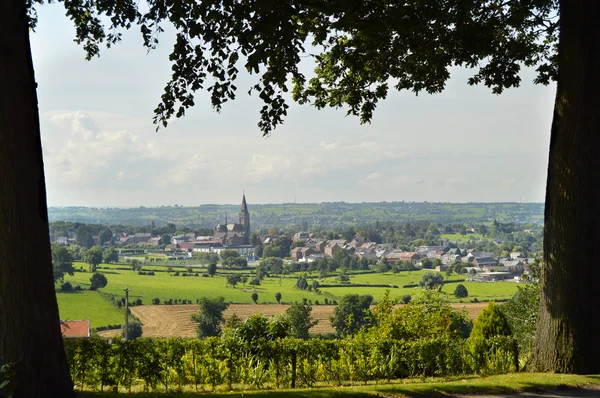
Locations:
63;334;517;392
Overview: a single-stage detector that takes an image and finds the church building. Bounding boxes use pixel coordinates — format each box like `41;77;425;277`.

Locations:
213;194;251;245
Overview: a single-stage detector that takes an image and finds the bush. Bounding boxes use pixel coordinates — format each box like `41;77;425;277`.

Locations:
401;294;412;304
152;298;160;305
89;273;108;291
60;281;74;292
454;284;469;299
251;292;259;303
419;272;444;289
121;321;143;340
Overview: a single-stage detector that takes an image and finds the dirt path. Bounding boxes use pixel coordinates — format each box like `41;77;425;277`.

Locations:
131;302;488;338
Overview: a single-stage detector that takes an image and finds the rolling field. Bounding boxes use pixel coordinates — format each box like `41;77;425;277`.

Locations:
62;265;324;305
58;264;519;329
131;302;490;338
56;290;124;328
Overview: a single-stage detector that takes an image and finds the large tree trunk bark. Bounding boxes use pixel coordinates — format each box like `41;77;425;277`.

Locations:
0;0;75;396
529;0;600;374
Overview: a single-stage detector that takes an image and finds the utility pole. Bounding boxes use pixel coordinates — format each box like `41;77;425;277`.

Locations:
124;285;130;340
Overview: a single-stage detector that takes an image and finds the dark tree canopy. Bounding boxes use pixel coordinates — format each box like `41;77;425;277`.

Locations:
26;0;557;134
191;296;229;338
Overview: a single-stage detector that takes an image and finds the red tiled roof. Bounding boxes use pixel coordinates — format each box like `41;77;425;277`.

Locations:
61;320;90;338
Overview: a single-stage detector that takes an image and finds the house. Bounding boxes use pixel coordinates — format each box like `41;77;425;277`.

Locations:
385;250;405;262
291;247;303;261
179;242;196;252
305;239;327;253
293;232;311;242
165;244;180;251
510;252;526;259
473;257;499;268
400;252;421;264
355;248;378;260
61;320;90;338
127;233;152;244
148;236;162;246
324;243;342;257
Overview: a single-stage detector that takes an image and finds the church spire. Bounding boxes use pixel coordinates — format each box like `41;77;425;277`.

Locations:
241;192;248;213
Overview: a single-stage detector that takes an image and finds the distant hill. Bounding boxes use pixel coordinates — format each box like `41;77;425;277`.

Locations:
48;202;544;229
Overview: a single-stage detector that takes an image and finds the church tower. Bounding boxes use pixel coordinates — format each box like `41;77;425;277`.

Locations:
239;193;250;244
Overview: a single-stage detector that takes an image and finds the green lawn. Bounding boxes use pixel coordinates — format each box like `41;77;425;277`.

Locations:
441;232;486;241
79;373;600;397
318;271;518;302
56;290;124;329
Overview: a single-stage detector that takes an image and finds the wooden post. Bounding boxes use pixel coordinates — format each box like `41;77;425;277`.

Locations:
124;286;130;340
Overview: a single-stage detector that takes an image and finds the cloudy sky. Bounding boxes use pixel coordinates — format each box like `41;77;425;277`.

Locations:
32;4;555;207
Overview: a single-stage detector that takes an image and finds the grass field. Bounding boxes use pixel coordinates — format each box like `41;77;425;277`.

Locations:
58;264;520;329
441;232;486;241
56;290;124;328
79;373;600;397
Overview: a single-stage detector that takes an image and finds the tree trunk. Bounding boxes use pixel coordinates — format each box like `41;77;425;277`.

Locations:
0;1;75;396
529;0;600;374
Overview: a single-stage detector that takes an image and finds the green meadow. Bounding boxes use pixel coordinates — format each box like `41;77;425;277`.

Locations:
58;263;520;328
440;232;486;241
55;290;124;328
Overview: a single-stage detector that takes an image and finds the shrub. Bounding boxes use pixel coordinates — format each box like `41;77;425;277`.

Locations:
251;292;259;303
275;292;282;304
419;272;444;289
401;294;412;304
89;273;108;290
60;281;74;292
454;284;469;299
152;298;160;305
121;321;143;340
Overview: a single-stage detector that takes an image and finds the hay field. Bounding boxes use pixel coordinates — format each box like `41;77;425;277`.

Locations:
131;302;489;338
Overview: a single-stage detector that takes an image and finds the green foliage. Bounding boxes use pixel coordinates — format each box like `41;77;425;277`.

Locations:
89;273;108;291
286;300;317;339
226;274;242;288
122;321;143;340
60;281;74;292
260;257;284;274
207;262;217;276
220;249;241;263
372;290;472;341
275;292;282;304
330;294;373;336
471;302;512;340
51;244;74;282
102;248;119;264
454;284;469;299
467;302;517;374
401;294;412;304
251;292;259;304
62;333;520;391
191;296;229;338
501;263;540;355
295;276;309;290
419;272;444;289
83;246;104;272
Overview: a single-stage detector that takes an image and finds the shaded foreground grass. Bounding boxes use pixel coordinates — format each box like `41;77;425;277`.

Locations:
78;373;600;397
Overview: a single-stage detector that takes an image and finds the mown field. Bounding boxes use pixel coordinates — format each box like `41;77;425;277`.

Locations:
58;262;520;329
56;290;124;328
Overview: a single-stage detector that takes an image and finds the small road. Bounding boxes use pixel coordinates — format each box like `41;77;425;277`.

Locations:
455;387;600;398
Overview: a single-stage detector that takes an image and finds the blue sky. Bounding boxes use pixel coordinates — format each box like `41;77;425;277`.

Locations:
33;3;555;207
